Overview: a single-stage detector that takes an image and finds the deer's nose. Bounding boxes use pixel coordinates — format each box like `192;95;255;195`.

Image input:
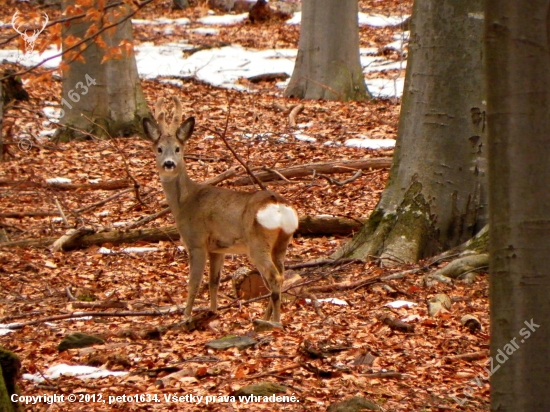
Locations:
163;160;176;169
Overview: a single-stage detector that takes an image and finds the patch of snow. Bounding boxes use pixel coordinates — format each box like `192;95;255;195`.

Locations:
294;133;316;143
23;364;128;383
0;325;15;336
287;12;409;27
43;106;62;122
285;12;301;25
176;45;296;90
198;13;248;25
98;246;159;254
46;177;72;184
344;138;396;149
132;17;190;25
360;47;379;56
191;27;220;35
0;46;61;69
385;300;417;309
305;298;349;306
358;13;409;27
362;56;407;72
366;77;405;98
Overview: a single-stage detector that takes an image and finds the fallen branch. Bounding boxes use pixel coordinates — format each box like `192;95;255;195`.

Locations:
0;179;130;191
308;276;380;293
0;215;365;249
4;306;186;330
447;350;489;362
231;158;391;186
1;188;135;219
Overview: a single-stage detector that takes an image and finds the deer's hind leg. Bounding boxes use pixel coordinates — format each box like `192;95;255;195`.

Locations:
249;231;284;323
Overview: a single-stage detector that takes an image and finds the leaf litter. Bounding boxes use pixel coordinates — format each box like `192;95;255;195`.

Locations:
0;0;489;410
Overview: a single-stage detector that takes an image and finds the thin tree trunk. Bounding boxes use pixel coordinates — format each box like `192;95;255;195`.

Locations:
284;0;369;101
335;0;487;265
486;0;550;410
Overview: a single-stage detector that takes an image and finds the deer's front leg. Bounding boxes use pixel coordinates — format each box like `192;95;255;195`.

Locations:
185;248;208;318
208;252;224;312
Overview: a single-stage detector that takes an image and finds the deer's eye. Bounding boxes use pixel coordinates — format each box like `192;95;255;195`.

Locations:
175;147;180;153
157;147;162;154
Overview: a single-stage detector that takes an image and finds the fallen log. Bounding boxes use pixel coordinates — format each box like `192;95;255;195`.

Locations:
232;158;392;186
0;215;365;250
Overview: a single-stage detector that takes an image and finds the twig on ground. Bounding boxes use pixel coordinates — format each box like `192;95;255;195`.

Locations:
318;170;363;186
288;103;304;127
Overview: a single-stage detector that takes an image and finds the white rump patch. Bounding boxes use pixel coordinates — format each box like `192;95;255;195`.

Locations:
256;203;299;234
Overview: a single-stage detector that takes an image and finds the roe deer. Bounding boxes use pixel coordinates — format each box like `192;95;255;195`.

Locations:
143;97;298;323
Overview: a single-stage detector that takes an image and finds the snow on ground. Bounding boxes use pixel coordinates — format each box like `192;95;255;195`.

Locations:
287;12;409;27
132;17;190;25
197;13;248;25
2;11;407;126
345;137;396;149
357;13;409;27
23;364;128;383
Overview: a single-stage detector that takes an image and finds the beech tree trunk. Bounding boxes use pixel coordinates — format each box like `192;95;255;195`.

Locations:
284;0;369;101
55;1;149;141
335;0;487;265
486;1;550;410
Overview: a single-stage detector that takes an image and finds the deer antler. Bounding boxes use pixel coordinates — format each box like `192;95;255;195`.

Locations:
169;96;183;135
154;97;183;135
154;97;169;134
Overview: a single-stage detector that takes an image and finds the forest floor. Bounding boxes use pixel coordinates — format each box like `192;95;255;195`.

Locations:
0;1;490;411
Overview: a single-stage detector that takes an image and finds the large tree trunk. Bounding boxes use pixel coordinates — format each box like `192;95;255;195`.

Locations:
55;1;149;141
335;0;487;266
283;0;369;101
486;1;550;410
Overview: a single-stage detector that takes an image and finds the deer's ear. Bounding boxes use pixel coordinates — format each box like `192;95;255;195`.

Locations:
143;118;160;142
176;117;195;144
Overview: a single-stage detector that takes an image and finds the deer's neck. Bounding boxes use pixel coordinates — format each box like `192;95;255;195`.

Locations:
160;169;196;209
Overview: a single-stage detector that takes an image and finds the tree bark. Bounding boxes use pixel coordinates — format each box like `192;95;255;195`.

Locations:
284;0;369;101
335;0;487;266
55;1;149;141
486;0;550;410
0;215;365;250
0;348;20;412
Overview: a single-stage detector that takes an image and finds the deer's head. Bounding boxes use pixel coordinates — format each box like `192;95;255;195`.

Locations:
143;97;194;179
